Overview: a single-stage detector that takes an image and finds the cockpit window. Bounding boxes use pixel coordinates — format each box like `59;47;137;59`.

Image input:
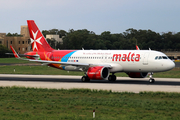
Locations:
162;56;168;59
159;56;162;59
155;56;168;60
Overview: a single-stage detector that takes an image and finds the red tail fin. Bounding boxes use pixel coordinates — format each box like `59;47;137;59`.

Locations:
27;20;53;52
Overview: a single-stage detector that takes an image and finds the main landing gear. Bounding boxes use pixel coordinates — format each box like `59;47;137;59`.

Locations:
108;73;116;81
81;76;90;82
81;73;117;82
149;72;155;83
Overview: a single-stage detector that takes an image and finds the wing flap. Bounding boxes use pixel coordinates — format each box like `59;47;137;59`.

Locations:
29;59;90;67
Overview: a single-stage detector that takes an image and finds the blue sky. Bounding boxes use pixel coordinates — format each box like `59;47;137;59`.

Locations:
0;0;180;34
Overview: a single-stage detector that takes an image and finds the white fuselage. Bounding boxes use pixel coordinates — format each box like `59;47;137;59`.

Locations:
59;50;175;73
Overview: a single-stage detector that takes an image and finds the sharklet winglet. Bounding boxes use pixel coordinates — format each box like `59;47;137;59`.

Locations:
10;45;20;59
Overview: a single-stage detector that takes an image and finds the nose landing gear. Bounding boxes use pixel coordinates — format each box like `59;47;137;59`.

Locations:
149;72;155;83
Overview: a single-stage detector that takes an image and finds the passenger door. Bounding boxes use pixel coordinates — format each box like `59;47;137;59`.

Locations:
143;53;149;65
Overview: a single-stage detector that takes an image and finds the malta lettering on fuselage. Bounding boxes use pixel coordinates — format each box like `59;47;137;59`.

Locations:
112;52;140;62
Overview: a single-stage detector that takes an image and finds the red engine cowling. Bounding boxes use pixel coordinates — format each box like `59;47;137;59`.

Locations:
126;72;148;78
87;66;109;80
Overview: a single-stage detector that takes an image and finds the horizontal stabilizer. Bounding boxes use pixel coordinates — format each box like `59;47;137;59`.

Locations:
6;53;39;58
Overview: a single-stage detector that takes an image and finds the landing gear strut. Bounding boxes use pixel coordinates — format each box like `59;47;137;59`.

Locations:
108;73;116;81
149;72;155;83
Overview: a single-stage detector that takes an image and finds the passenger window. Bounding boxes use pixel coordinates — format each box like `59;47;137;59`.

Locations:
155;56;158;60
159;56;162;59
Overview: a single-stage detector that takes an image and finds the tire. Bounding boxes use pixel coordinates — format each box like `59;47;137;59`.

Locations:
112;75;116;81
108;75;112;81
81;76;90;82
149;78;155;83
108;75;116;81
81;76;86;82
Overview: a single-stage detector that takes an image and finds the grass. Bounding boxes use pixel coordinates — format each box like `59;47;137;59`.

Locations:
0;58;33;64
152;68;180;78
0;87;180;119
0;65;85;76
0;59;180;119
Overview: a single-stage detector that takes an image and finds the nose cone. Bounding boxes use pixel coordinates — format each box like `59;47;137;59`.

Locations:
166;60;175;70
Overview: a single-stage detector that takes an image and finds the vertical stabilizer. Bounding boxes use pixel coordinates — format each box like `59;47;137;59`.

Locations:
27;20;53;52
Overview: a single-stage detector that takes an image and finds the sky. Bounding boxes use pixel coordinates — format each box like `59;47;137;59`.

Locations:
0;0;180;34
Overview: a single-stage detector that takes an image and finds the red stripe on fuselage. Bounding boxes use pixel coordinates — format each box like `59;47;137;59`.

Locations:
51;50;75;61
25;50;76;61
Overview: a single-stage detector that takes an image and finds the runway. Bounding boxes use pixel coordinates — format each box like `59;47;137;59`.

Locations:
0;74;180;93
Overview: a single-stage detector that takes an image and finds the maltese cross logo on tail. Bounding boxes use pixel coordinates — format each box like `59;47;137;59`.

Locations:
30;30;42;50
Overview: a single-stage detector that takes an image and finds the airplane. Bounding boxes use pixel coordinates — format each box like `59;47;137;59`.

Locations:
8;20;175;83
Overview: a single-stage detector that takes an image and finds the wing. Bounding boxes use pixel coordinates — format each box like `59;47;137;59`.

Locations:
6;46;39;59
28;59;111;68
9;46;112;68
30;59;90;66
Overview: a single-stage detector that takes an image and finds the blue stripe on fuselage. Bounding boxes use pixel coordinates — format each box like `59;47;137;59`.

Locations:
61;51;77;70
61;51;77;62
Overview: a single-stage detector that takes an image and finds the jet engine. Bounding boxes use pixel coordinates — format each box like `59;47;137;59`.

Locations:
126;72;148;78
87;66;109;80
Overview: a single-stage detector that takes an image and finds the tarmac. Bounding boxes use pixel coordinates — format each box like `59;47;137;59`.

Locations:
0;74;180;93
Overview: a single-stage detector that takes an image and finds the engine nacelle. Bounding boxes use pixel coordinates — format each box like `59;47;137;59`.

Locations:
87;66;109;80
126;72;148;78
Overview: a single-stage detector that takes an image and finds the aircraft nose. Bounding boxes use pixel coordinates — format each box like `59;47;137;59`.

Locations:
166;60;175;70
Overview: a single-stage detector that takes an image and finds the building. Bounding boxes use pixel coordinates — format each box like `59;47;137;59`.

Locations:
0;26;31;54
0;33;6;45
21;26;30;38
46;34;63;44
0;25;65;54
4;36;30;54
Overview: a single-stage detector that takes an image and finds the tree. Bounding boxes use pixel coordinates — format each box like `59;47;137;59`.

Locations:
46;38;56;49
42;29;67;38
0;45;12;58
6;33;22;36
58;30;67;37
63;29;95;49
43;28;180;51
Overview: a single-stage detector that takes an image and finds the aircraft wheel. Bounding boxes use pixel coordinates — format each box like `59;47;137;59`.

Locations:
149;78;155;83
108;75;112;81
112;75;117;81
108;75;116;81
81;76;90;82
81;76;86;82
